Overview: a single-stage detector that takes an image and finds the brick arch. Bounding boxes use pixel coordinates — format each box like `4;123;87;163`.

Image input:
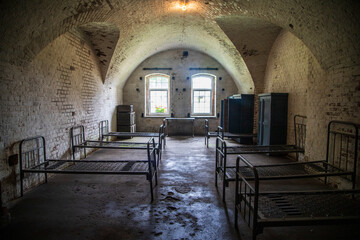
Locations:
15;8;112;66
1;0;358;89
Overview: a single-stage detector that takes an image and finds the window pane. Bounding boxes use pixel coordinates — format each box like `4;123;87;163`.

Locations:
192;76;212;89
149;76;169;89
193;90;211;113
150;90;168;113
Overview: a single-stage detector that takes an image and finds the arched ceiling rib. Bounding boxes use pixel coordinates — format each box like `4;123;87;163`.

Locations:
78;22;120;82
106;14;254;92
216;16;282;92
1;0;359;90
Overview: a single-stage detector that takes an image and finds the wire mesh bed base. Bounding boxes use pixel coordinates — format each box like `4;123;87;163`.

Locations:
19;135;158;201
22;159;151;175
221;160;355;182
256;190;360;220
204;119;256;147
99;120;166;161
103;132;160;137
71;124;162;165
74;140;149;149
99;119;166;149
235;189;360;239
234;119;360;239
215;116;307;202
225;145;304;154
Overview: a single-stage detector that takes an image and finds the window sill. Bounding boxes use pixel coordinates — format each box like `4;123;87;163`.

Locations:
144;115;170;118
191;116;217;119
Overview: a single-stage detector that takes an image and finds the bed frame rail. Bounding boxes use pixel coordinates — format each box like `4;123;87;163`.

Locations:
19;136;158;201
216;115;307;202
235;154;360;239
98;120;165;162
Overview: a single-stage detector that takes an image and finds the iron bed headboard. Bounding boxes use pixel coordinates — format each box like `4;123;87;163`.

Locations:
294;115;307;152
70;125;87;160
19;136;48;197
205;119;209;145
99;120;109;141
325;121;359;188
19;135;158;201
217;114;307;154
235;154;360;239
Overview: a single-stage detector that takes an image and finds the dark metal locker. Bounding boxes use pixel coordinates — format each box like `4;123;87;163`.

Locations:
227;94;254;144
257;93;288;146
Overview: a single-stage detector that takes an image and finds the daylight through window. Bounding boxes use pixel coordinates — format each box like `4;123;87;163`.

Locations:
191;74;216;116
145;74;170;116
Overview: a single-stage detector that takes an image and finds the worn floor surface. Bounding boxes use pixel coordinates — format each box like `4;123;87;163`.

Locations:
1;137;360;240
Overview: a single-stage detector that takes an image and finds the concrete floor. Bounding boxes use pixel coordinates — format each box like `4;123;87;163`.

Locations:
1;137;360;240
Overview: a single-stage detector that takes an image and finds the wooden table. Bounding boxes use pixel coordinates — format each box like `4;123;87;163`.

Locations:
165;117;195;137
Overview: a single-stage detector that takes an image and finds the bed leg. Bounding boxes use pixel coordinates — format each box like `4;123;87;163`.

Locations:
222;180;226;202
155;171;158;186
20;174;24;197
252;234;257;240
45;173;48;183
215;152;218;187
72;147;75;160
234;206;238;228
215;169;218;187
149;177;154;202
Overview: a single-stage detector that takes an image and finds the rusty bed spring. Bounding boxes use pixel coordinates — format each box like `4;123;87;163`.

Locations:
215;115;307;202
257;190;360;219
98;119;166;159
235;120;360;239
225;160;353;182
71;124;155;159
19;127;158;201
204;119;256;148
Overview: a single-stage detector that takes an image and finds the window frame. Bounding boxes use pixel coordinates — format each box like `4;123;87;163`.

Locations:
191;73;216;117
145;73;171;117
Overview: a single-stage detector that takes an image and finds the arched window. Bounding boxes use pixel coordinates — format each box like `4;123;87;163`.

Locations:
191;74;216;116
145;74;170;116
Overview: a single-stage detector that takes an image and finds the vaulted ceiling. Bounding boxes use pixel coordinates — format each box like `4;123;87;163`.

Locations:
1;0;359;92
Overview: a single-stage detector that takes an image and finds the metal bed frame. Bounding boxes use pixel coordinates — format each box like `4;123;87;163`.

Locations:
235;155;360;240
234;120;359;239
72;124;160;163
99;120;166;159
204;119;256;148
99;120;166;147
19;136;158;201
216;115;307;202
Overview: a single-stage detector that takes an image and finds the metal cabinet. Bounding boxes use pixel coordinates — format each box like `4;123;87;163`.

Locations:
227;94;254;144
257;93;288;145
116;105;136;139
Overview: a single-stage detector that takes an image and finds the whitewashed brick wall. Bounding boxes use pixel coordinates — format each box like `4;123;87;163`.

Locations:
0;31;119;203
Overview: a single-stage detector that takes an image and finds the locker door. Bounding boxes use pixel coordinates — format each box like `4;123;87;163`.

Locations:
262;97;271;145
258;96;271;145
